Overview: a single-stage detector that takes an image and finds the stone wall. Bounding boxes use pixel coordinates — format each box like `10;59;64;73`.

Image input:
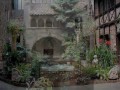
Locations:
0;0;12;69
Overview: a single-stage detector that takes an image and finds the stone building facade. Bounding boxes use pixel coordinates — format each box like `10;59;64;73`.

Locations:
0;0;12;69
24;0;65;59
24;0;92;60
94;0;120;59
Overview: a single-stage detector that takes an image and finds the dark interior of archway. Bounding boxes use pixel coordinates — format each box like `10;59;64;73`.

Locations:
43;37;54;48
32;37;62;58
43;37;54;58
44;49;53;57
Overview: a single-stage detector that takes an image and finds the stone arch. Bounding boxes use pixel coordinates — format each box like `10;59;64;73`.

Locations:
46;18;52;27
38;18;44;27
31;18;37;27
32;37;64;58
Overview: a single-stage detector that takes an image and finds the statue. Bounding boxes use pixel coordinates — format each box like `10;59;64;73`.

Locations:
92;55;98;66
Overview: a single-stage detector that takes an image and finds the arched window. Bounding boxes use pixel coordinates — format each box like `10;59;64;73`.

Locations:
53;20;60;27
38;19;44;27
31;18;37;27
46;19;52;27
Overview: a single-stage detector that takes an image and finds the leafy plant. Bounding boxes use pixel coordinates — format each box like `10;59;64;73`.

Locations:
87;44;116;68
16;63;31;82
62;39;87;61
31;52;44;79
33;77;53;88
7;20;23;51
3;42;28;78
96;66;111;80
82;66;97;79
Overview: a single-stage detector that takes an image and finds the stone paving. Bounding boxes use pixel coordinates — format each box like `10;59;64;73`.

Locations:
0;80;120;90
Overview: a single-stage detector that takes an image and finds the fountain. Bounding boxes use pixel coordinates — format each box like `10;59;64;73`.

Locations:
41;64;75;72
40;59;76;86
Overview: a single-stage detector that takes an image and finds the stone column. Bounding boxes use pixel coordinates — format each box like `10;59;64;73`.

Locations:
110;25;117;51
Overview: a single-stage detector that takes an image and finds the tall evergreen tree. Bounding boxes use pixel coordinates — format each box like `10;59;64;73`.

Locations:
51;0;80;29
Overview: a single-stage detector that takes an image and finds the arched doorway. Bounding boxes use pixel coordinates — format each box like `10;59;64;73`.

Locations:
32;37;63;59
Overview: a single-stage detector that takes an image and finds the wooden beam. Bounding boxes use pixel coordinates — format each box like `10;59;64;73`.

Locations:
95;2;120;19
98;18;120;28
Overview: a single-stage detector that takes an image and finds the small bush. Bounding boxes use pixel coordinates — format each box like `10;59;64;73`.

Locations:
82;66;97;79
87;44;116;68
16;63;31;82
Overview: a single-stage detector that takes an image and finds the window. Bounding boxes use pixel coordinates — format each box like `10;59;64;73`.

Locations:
12;0;15;9
99;34;110;46
17;35;20;43
46;19;52;27
53;20;59;27
98;0;115;14
109;0;115;8
100;34;110;41
31;18;37;27
38;19;44;27
99;0;104;14
104;0;109;11
94;0;99;16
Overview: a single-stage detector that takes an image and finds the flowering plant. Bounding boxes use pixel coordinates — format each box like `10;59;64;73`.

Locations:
105;41;111;45
99;38;111;46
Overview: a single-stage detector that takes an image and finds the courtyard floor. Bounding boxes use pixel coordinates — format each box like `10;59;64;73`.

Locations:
0;80;120;90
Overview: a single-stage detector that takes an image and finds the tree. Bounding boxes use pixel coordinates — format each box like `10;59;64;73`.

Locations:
7;20;23;51
52;0;96;61
51;0;80;29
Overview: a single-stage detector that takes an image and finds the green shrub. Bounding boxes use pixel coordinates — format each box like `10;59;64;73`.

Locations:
87;44;116;68
31;52;44;79
82;66;97;79
16;63;31;82
81;65;111;80
96;66;111;80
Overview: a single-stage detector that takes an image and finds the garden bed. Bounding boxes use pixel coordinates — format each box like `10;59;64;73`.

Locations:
40;71;77;87
0;75;27;87
0;74;120;87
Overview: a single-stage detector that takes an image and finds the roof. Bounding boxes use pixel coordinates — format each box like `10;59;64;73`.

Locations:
30;0;89;15
30;3;56;15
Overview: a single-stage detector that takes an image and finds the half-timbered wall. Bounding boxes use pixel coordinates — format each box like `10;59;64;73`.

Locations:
116;0;120;4
94;0;120;52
